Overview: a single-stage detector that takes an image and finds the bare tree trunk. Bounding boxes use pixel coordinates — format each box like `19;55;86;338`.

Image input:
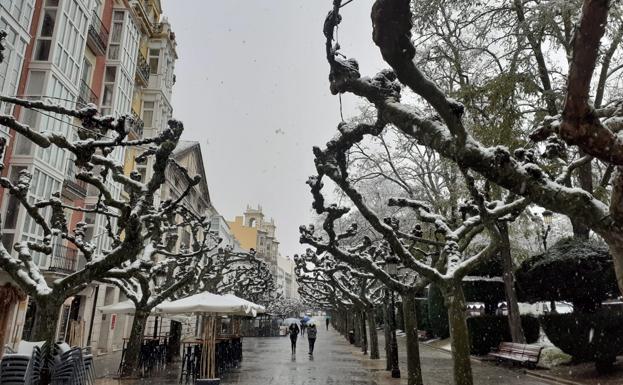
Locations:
402;293;424;385
367;309;380;359
384;291;392;370
32;297;63;385
499;223;526;343
445;285;473;385
353;311;361;347
361;311;368;355
121;309;149;377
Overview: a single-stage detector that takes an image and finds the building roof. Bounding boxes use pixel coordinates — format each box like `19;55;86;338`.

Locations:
169;140;212;210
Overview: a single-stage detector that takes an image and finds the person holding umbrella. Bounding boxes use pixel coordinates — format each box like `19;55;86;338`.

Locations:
307;321;318;355
288;321;300;354
300;317;308;336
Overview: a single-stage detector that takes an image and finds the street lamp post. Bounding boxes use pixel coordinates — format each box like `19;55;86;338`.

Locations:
385;254;401;379
541;210;556;313
542;210;553;250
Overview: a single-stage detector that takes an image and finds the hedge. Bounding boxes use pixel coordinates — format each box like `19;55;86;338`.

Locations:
427;284;449;339
540;309;623;372
415;298;430;332
467;315;539;355
516;238;618;312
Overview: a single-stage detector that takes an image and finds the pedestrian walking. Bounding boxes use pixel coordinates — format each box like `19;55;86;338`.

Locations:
307;323;317;355
300;320;306;336
288;322;300;354
326;315;330;330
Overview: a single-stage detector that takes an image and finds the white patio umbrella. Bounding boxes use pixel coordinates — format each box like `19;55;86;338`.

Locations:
155;291;257;316
155;291;256;379
221;294;266;315
98;300;190;323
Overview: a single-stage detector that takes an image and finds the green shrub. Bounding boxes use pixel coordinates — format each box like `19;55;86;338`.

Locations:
540;309;623;372
427;284;449;339
516;238;618;312
467;315;539;355
415;298;430;332
462;279;506;314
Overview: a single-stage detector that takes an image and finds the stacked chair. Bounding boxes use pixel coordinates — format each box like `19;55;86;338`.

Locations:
1;343;94;385
51;346;87;385
0;345;42;385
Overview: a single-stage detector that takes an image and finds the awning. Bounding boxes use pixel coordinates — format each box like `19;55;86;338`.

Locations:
98;300;190;323
155;291;258;316
222;294;266;315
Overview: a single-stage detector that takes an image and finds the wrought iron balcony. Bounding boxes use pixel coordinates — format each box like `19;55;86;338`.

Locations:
87;11;109;56
130;109;144;138
136;51;151;86
49;244;79;274
77;79;98;107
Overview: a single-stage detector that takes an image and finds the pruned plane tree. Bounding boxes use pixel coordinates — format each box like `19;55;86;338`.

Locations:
0;33;213;383
308;0;623;383
301;164;525;385
295;249;383;358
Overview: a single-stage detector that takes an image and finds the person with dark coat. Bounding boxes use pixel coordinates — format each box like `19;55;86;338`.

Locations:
289;322;300;354
307;323;318;355
300;320;306;336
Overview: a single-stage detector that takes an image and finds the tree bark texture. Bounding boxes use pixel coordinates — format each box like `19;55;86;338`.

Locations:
361;311;368;355
445;285;474;385
32;298;63;385
384;292;392;370
121;310;149;377
367;309;380;359
402;293;424;385
499;223;526;343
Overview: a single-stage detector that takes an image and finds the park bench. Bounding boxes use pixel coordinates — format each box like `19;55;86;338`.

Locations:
488;342;543;367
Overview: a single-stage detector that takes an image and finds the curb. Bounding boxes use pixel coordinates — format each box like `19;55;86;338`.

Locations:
525;370;585;385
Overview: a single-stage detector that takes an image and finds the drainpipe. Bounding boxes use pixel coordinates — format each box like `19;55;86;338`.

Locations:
86;285;99;347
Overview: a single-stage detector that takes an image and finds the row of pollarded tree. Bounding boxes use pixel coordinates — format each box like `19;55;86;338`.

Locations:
298;0;623;384
0;46;280;383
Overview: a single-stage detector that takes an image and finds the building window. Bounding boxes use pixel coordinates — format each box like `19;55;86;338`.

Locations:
101;66;116;115
148;48;159;74
142;101;154;127
107;11;124;60
34;0;59;61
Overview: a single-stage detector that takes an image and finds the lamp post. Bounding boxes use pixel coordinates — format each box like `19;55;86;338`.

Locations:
154;270;167;338
541;210;556;313
385;254;401;379
541;210;553;250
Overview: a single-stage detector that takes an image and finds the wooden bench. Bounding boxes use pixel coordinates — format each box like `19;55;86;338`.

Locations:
488;342;543;367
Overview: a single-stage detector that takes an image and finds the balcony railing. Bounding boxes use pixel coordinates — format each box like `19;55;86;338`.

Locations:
49;244;79;274
77;79;98;107
136;51;150;86
63;162;87;196
87;11;109;56
130;110;144;138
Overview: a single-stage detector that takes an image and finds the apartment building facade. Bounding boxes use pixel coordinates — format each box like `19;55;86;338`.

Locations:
228;205;281;278
0;0;185;355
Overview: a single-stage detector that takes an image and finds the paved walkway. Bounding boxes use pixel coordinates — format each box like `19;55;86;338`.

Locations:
376;330;551;385
222;325;376;384
93;323;556;385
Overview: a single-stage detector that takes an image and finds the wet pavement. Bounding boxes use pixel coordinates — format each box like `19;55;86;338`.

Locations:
222;324;377;385
378;331;551;385
94;320;554;385
94;322;377;385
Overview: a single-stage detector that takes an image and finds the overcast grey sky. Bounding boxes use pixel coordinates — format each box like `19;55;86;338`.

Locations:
163;0;385;258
